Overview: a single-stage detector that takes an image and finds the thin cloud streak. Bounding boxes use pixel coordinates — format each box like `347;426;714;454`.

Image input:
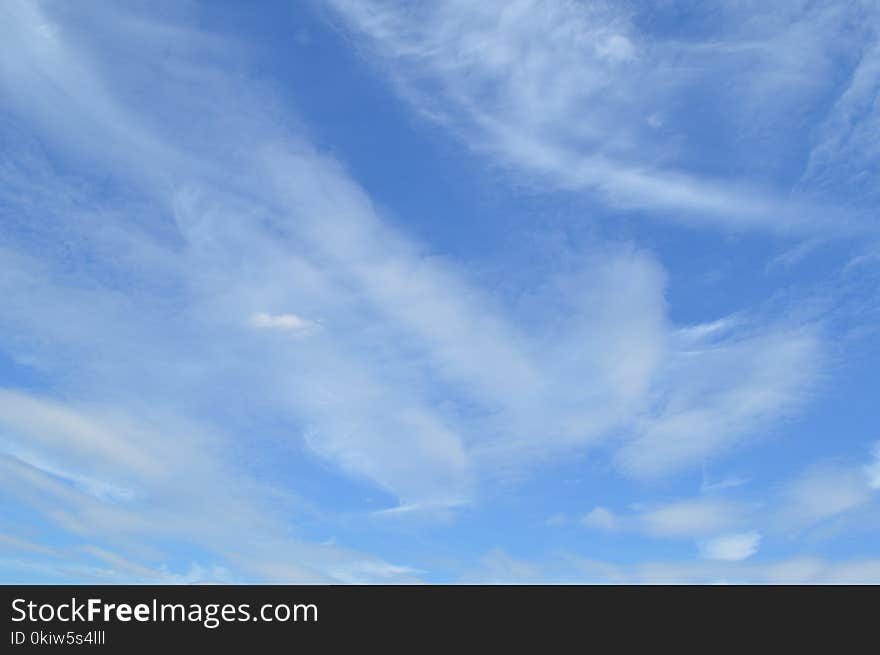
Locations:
326;0;878;232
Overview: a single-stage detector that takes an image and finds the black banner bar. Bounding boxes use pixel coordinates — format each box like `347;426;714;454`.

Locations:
2;585;874;650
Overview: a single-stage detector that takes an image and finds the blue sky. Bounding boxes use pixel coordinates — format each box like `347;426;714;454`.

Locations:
1;0;879;583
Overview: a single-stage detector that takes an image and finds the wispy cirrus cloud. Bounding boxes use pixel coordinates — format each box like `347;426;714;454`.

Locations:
617;319;824;478
799;31;880;207
776;464;878;529
575;444;880;565
0;391;420;583
0;0;826;521
325;0;878;232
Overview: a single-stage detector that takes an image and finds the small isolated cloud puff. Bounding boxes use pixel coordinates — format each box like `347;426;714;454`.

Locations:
249;312;319;336
640;500;745;538
580;499;746;538
699;532;762;562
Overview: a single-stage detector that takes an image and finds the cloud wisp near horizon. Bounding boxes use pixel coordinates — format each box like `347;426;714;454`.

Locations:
1;0;879;583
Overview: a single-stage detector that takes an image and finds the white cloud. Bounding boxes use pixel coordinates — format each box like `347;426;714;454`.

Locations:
596;34;636;63
581;499;747;539
0;391;423;583
701;473;750;493
575;556;880;585
0;0;483;511
581;443;880;549
249;312;318;335
582;507;619;532
800;33;880;206
639;500;745;538
470;549;880;584
0;533;236;584
327;560;422;584
325;0;871;231
780;466;874;526
617;321;822;478
0;389;163;482
0;0;829;515
699;532;761;562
